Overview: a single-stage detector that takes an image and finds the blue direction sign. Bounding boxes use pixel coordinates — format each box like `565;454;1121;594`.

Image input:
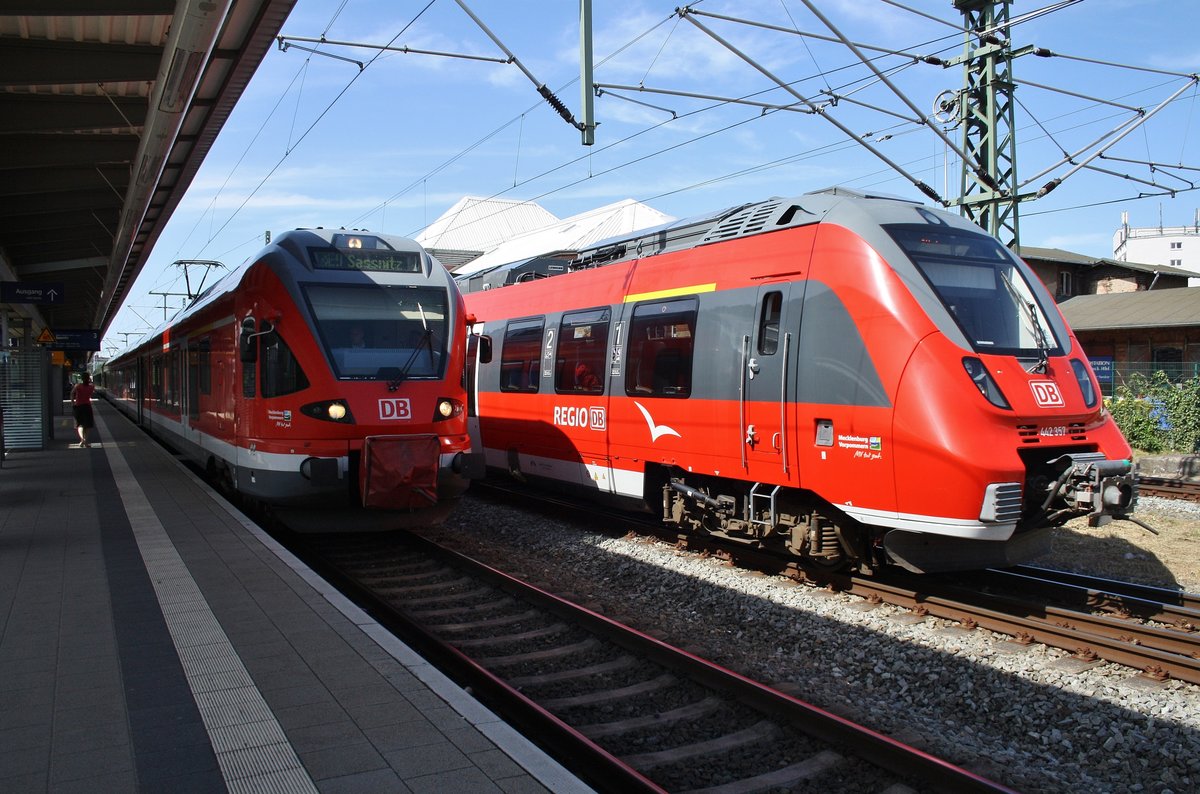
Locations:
1;281;65;304
1089;356;1114;384
48;329;101;351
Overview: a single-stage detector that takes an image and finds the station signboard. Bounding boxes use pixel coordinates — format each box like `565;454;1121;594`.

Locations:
1;281;65;304
46;329;101;351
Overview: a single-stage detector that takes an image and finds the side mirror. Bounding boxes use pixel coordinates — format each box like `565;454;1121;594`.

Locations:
477;334;493;365
239;317;257;363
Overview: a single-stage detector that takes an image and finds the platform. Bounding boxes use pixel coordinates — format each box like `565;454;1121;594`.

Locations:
0;399;590;793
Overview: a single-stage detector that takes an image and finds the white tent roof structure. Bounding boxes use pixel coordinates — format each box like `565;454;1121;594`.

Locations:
415;196;558;254
417;196;674;275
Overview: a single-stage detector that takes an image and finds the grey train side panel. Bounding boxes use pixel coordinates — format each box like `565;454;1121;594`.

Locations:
795;282;890;407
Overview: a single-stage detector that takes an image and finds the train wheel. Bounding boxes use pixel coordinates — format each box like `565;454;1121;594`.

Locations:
790;511;864;573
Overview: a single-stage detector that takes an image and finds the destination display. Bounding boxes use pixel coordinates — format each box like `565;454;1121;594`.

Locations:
309;247;421;273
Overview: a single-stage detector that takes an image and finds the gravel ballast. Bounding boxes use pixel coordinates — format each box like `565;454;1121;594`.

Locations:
435;495;1200;794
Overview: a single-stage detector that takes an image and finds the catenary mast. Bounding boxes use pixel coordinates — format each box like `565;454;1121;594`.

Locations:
946;0;1022;251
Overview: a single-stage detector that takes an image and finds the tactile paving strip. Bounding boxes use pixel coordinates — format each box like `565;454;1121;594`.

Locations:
95;412;317;792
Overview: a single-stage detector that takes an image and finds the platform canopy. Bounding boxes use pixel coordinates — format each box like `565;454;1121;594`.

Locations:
0;0;296;341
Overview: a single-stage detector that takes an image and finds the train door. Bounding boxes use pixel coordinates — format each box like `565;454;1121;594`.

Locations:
742;284;798;480
546;306;612;492
464;324;486;460
184;340;198;439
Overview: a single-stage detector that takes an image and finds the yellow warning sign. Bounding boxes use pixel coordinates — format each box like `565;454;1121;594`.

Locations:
36;328;55;344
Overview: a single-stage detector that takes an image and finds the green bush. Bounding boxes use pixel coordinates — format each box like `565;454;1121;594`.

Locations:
1109;371;1200;454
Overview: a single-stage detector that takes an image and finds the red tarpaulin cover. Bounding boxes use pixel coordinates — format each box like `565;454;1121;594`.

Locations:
359;435;440;510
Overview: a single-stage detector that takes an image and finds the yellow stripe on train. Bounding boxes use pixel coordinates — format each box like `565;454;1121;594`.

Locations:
623;283;717;303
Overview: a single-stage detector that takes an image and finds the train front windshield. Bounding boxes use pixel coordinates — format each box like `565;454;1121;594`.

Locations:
304;284;449;380
886;224;1063;358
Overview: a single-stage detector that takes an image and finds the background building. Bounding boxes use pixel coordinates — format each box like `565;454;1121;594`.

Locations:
1113;210;1200;285
1060;290;1200;395
1022;247;1193;300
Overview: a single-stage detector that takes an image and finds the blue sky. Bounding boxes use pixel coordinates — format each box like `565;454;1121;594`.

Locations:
104;0;1199;351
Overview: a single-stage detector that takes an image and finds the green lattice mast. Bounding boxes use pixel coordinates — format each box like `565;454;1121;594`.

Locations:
947;0;1021;250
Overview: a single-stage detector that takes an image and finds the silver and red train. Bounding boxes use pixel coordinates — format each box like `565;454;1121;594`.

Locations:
101;228;481;529
461;187;1138;573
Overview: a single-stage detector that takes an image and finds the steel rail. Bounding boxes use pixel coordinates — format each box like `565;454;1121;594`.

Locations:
844;575;1200;685
402;532;1016;794
474;483;1200;682
296;521;1014;794
293;535;664;794
1001;565;1200;624
1138;476;1200;502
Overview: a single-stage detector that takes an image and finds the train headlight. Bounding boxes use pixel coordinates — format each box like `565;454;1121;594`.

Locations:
433;397;463;421
1070;359;1099;408
962;357;1011;409
300;399;355;424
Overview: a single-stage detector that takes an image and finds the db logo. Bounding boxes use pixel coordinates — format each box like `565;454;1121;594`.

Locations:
1030;381;1065;408
379;398;412;420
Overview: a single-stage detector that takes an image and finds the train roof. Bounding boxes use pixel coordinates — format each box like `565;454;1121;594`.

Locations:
453;256;569;292
106;228;434;359
459;187;972;293
571;186;931;269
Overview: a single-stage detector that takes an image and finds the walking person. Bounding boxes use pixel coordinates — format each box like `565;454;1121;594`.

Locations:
70;372;96;448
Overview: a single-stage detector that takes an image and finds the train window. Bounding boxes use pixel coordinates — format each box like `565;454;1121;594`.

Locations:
625;298;697;398
886;224;1063;358
304;284;448;380
757;291;782;355
555;308;610;395
261;329;310;398
198;338;212;395
187;338;211;421
500;317;544;393
151;355;163;404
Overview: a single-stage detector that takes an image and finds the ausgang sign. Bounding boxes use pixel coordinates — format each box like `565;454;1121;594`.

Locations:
1;281;65;304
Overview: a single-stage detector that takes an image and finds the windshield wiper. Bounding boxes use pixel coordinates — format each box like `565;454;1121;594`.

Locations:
1000;272;1050;373
387;302;438;392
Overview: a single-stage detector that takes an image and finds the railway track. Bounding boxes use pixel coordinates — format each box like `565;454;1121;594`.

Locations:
846;566;1200;686
293;530;1013;793
1137;475;1200;501
475;481;1200;686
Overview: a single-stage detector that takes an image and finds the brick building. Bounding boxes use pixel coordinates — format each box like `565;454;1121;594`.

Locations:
1020;247;1193;301
1058;289;1200;394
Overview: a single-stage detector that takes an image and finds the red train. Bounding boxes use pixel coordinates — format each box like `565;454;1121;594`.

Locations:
101;228;481;529
461;187;1138;572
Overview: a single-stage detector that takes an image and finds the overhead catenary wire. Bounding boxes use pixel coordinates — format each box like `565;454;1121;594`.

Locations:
355;2;962;237
106;4;450;343
189;1;439;258
116;0;1199;344
452;0;583;133
218;2;1200;251
348;8;689;228
684;7;954;66
373;0;1172;246
1021;77;1200;195
793;0;996;189
677;7;943;203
